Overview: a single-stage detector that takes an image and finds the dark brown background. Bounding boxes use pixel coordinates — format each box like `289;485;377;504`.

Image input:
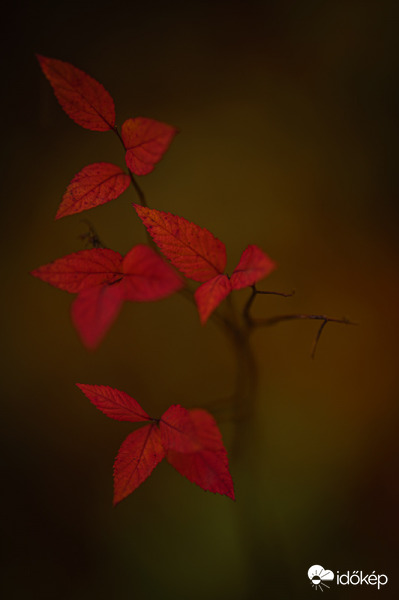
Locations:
2;1;398;598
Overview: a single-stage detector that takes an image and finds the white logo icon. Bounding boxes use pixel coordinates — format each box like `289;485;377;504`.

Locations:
308;565;335;590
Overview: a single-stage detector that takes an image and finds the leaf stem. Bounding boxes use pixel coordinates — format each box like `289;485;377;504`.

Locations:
113;126;147;207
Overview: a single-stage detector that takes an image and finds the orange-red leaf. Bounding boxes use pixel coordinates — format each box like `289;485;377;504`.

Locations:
135;206;226;282
113;424;166;505
31;249;123;293
37;55;115;131
56;163;130;219
121;245;183;301
71;284;124;348
166;410;235;500
230;245;276;290
194;275;232;324
121;117;177;175
160;405;201;453
76;384;150;423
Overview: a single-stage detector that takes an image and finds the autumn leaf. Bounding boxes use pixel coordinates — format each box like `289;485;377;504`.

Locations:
194;275;232;324
76;384;151;422
230;245;276;290
120;245;183;302
77;385;234;502
134;207;276;324
37;55;115;131
71;284;124;348
31;248;123;293
160;405;202;453
31;245;182;348
113;424;166;505
121;117;177;175
56;163;130;219
135;206;226;281
166;409;235;500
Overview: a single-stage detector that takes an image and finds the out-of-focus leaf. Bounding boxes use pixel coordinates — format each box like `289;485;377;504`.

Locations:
160;405;201;453
167;410;235;500
194;275;232;324
230;245;276;290
121;245;182;301
32;245;181;348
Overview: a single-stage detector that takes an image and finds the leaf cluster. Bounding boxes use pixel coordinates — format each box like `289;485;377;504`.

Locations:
32;55;353;503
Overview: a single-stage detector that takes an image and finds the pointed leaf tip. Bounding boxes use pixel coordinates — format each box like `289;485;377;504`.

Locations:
76;384;151;422
195;275;232;324
134;206;227;282
30;248;123;293
71;284;124;348
56;163;130;219
113;425;166;505
37;55;115;131
165;409;235;499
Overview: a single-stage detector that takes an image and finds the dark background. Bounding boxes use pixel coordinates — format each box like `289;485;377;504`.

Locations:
2;1;398;598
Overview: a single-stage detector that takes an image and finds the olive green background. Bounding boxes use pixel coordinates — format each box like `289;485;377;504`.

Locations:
2;1;398;598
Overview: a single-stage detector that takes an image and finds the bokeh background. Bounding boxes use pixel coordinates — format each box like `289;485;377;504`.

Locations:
2;1;398;598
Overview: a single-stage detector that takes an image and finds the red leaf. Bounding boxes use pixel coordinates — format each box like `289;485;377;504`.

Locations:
37;55;115;131
230;245;276;290
113;424;166;505
32;245;182;348
194;275;232;324
76;384;150;422
166;410;235;500
121;117;177;175
135;206;226;282
76;381;235;502
71;283;124;348
56;163;130;219
31;249;123;293
121;245;183;301
160;405;201;453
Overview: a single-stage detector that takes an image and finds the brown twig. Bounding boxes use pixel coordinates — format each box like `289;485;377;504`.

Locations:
243;285;294;327
251;313;357;358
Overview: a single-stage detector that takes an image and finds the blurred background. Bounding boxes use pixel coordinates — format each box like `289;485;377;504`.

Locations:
2;1;398;598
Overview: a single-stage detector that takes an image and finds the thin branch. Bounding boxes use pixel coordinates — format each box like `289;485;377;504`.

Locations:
243;284;294;327
113;126;239;335
255;289;295;298
129;173;147;207
243;286;257;326
113;126;147;207
251;314;355;327
311;319;328;359
250;313;357;358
